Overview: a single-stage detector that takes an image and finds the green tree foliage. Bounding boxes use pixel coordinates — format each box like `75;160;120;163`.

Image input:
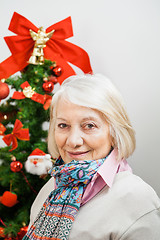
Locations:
0;60;55;238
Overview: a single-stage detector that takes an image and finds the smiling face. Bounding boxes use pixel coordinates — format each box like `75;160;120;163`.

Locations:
54;97;112;163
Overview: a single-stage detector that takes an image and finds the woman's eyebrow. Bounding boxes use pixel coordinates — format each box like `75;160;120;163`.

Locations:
56;116;101;123
82;116;97;120
57;117;98;121
81;116;99;121
56;118;67;121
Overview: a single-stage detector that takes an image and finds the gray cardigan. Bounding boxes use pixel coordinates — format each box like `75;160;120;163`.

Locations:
29;171;160;239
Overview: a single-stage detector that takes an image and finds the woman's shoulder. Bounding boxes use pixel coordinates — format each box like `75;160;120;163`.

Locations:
108;172;160;239
112;171;160;211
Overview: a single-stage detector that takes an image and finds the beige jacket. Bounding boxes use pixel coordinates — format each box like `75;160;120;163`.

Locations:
29;171;160;239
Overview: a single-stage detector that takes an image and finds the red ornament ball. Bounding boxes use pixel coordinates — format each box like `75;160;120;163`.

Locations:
0;191;18;207
42;81;54;93
51;66;62;77
10;161;23;172
0;81;10;100
48;75;58;84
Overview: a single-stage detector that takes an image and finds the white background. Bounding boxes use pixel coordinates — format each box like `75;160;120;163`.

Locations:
0;0;160;196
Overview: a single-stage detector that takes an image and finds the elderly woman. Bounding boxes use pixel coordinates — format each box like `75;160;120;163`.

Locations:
23;74;160;240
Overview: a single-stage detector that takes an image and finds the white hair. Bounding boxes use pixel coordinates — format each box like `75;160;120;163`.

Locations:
48;74;136;160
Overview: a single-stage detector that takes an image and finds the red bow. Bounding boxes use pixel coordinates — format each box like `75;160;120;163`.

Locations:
0;12;92;84
0;123;6;135
2;119;30;151
12;81;46;104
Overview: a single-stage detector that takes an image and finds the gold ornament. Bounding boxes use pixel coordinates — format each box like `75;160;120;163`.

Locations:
23;86;35;98
28;27;55;65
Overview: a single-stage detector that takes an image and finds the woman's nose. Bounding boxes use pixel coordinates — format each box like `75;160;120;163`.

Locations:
66;127;83;148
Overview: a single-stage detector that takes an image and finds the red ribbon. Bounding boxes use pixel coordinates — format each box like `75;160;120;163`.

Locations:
2;119;30;151
43;95;52;110
12;81;46;104
0;12;92;84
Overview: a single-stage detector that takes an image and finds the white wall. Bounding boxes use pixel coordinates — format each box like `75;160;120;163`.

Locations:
0;0;160;196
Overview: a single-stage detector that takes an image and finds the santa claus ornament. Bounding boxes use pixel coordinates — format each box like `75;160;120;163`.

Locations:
25;148;53;176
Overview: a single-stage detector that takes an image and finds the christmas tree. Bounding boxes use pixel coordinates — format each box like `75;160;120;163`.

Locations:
0;12;92;239
0;60;57;239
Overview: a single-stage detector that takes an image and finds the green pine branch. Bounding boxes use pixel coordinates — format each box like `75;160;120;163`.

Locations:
0;59;56;238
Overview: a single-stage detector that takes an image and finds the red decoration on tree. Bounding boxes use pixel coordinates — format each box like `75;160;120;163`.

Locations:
17;226;28;239
0;123;6;135
42;81;54;93
12;81;46;104
0;81;9;100
43;95;52;110
10;161;23;172
0;12;92;84
51;65;62;77
0;191;18;207
2;119;30;151
0;227;5;238
48;75;58;84
25;148;52;176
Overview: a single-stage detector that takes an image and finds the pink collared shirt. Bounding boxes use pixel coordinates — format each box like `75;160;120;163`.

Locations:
81;149;132;205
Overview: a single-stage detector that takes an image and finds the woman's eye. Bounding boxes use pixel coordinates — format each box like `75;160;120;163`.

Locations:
57;123;68;129
83;123;96;130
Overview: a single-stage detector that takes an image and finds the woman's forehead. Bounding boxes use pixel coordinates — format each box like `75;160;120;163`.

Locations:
56;97;107;123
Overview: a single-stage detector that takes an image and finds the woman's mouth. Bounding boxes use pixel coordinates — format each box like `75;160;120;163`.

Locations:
67;151;90;159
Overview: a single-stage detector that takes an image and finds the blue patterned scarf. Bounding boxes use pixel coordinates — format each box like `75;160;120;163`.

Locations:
23;156;106;240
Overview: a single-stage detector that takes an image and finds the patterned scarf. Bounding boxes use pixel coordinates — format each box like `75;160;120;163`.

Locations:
23;157;106;240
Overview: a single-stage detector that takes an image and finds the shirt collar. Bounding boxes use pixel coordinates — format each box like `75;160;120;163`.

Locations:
96;148;132;188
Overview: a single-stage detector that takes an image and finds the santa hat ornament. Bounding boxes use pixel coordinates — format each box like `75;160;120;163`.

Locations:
25;148;53;176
